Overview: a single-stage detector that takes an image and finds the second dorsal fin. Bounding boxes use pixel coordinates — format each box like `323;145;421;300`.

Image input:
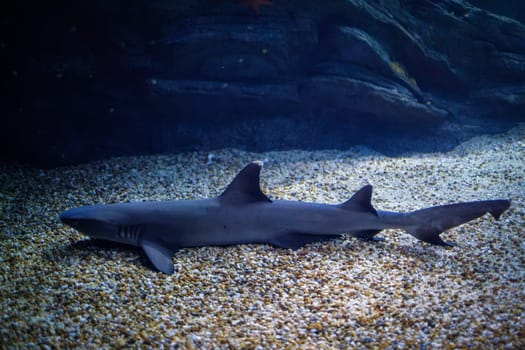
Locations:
339;185;377;216
219;161;272;204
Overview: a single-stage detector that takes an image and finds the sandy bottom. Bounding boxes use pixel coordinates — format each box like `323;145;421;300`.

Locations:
1;126;524;349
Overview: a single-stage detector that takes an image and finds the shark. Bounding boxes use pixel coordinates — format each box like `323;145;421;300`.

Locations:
60;161;511;274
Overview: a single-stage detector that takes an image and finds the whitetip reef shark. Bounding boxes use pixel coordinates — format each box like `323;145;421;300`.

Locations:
60;161;510;274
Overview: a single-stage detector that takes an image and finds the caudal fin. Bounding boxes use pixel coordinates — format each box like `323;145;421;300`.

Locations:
404;200;511;246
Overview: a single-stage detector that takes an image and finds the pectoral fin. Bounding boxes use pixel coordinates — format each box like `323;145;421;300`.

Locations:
141;239;176;274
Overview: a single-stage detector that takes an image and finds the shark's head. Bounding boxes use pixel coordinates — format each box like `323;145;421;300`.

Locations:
60;204;141;245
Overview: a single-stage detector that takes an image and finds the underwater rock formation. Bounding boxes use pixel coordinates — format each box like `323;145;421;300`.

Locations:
2;0;524;165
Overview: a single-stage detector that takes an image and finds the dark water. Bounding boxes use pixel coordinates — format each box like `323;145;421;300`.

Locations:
2;0;524;167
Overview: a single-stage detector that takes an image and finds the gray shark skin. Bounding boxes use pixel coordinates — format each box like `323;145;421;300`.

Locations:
60;161;511;274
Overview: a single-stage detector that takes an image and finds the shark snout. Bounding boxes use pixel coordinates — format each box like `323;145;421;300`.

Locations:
59;210;80;227
59;206;97;229
59;205;121;239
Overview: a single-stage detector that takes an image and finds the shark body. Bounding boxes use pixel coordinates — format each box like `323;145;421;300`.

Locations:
60;161;510;274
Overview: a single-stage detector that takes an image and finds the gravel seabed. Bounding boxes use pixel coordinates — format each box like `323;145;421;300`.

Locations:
1;125;524;349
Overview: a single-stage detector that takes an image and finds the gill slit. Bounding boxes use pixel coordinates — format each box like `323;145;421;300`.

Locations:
118;224;142;243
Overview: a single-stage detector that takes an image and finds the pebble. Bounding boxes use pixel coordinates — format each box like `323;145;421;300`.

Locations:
0;126;524;349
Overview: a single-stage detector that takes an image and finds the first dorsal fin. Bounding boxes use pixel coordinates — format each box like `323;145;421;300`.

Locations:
219;161;272;204
339;185;377;216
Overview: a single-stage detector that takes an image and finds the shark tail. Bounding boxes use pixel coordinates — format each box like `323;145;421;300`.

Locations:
394;199;511;246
